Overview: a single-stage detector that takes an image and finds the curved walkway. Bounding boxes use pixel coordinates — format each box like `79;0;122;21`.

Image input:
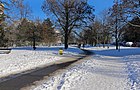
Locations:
0;49;92;90
31;52;130;90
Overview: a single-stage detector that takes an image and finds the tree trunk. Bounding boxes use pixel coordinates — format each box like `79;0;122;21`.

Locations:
64;33;68;49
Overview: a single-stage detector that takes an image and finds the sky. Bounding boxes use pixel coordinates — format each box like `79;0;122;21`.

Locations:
89;0;114;15
25;0;114;20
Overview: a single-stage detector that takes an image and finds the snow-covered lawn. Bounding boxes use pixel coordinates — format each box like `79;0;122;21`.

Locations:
32;46;140;90
0;46;83;82
0;46;140;90
124;55;140;90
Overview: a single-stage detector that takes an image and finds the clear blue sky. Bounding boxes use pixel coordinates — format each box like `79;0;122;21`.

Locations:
25;0;114;20
88;0;114;15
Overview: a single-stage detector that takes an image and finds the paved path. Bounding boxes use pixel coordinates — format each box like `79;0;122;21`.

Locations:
0;49;93;90
29;55;130;90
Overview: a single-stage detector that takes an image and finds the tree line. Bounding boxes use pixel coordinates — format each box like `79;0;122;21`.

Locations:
0;0;59;47
78;0;140;48
0;0;140;49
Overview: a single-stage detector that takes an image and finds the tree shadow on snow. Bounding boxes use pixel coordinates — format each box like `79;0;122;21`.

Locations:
90;47;140;57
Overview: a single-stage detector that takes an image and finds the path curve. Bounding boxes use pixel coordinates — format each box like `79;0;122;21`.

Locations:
0;49;92;90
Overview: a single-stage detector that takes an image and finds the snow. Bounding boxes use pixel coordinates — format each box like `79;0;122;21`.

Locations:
32;46;140;90
86;46;140;57
123;55;140;90
0;46;83;82
34;56;130;90
0;45;140;90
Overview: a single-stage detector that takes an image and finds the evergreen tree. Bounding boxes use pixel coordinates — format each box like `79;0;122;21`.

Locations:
42;18;56;46
123;17;140;42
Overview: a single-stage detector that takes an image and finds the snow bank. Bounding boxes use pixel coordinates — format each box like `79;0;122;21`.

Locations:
0;46;83;82
33;46;140;90
123;55;140;90
86;46;140;57
1;46;140;89
33;55;130;90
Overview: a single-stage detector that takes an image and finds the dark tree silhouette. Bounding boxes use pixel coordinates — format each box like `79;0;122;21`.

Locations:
42;0;94;49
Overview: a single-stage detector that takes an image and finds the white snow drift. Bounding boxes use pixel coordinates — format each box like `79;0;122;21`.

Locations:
0;46;83;82
0;46;140;90
33;46;140;90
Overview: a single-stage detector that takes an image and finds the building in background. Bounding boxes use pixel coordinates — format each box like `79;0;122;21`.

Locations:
55;29;62;45
0;2;4;24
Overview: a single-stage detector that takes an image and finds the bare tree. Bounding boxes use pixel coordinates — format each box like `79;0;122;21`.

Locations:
99;9;112;47
76;20;102;46
109;0;140;50
109;0;126;50
118;0;140;27
6;0;32;21
42;0;94;49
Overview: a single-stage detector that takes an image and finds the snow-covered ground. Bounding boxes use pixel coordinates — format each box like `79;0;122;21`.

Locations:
32;46;140;90
0;46;83;82
124;55;140;90
0;45;140;90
